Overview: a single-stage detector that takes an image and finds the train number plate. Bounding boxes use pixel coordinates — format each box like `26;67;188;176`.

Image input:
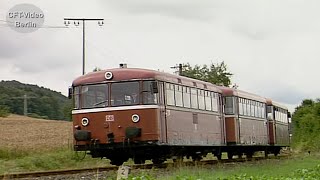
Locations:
106;115;114;122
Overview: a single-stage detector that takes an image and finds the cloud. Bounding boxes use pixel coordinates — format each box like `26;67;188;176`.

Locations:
104;0;218;22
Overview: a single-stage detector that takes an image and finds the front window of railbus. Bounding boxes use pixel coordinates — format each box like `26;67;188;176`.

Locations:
111;81;140;106
110;81;158;106
142;81;158;105
73;86;80;109
73;80;159;109
80;84;109;109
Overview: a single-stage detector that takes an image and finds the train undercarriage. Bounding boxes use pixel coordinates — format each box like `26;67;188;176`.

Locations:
74;142;284;166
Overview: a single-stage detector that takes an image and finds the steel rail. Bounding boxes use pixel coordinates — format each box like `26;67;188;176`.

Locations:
0;154;289;179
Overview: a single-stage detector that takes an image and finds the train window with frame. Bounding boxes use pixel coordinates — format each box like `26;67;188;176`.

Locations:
81;83;108;109
245;99;250;116
267;105;272;119
205;91;212;111
250;101;255;117
198;89;205;110
166;83;175;106
225;96;235;114
190;88;198;109
73;86;80;109
211;92;218;112
183;86;191;108
239;98;243;115
254;101;258;118
111;82;139;106
142;81;158;105
284;109;288;123
257;103;260;118
275;107;279;121
262;103;266;119
175;85;183;107
242;99;248;116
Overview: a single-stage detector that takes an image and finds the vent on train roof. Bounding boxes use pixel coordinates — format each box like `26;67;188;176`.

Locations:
193;82;197;87
119;63;127;68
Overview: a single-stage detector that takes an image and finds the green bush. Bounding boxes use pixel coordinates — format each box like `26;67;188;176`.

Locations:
0;105;10;117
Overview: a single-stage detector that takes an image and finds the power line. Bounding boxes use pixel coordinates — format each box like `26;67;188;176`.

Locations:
63;18;104;75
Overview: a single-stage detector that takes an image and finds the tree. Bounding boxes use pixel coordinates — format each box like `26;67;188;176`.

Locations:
93;67;102;72
180;61;233;86
0;105;10;117
292;99;320;150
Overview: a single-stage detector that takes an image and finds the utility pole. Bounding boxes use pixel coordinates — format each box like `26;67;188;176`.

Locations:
171;63;185;75
64;18;104;75
11;94;36;116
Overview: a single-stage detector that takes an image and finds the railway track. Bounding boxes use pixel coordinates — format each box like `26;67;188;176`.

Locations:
0;155;290;179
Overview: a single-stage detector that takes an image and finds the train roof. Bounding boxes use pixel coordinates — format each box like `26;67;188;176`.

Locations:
219;86;266;103
72;68;221;93
266;98;288;110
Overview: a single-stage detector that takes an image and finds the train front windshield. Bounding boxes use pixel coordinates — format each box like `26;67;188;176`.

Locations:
73;81;158;109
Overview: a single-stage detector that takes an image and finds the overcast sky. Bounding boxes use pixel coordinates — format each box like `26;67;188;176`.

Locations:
1;0;319;112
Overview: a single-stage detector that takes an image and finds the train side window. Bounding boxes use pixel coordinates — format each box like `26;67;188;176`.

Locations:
166;83;175;106
175;85;183;107
254;102;258;118
190;88;198;109
198;89;205;110
246;100;250;116
183;86;191;108
259;103;263;118
243;99;247;116
239;98;243;115
225;96;235;114
212;92;218;112
205;91;212;111
250;101;255;117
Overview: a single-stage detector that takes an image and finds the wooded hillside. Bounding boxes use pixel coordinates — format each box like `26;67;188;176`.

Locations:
0;80;71;120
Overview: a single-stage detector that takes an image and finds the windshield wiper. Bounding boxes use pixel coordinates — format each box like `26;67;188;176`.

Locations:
93;100;108;107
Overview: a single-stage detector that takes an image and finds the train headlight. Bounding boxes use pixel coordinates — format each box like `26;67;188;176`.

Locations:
131;114;140;123
105;71;113;80
81;118;89;126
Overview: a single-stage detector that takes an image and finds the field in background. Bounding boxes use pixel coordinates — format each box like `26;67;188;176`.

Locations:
0;114;73;151
0;114;108;175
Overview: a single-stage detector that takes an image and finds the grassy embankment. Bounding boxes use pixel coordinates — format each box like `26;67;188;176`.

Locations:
128;153;320;179
1;114;320;179
0;115;107;175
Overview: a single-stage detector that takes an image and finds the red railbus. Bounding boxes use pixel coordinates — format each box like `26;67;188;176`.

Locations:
266;99;290;154
219;86;289;158
71;68;225;165
70;67;290;165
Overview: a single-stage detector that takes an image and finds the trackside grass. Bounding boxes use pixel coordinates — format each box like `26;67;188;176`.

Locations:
0;147;108;175
126;153;320;180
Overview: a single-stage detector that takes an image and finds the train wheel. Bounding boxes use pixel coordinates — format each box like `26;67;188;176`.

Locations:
192;155;202;162
134;158;145;164
152;158;165;165
110;159;125;166
227;152;233;160
173;156;184;164
109;155;128;166
246;153;253;160
216;154;222;160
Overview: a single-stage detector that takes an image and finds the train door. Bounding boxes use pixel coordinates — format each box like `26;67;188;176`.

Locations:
218;93;226;144
158;81;167;143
